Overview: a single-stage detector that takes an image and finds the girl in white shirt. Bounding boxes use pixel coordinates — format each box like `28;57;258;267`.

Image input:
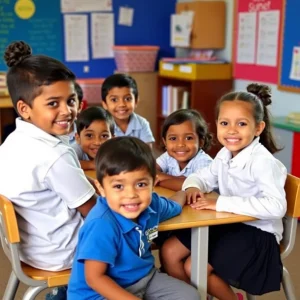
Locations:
161;84;287;300
156;109;213;191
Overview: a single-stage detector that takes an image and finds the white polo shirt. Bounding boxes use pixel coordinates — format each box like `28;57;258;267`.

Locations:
183;138;287;243
0;118;95;271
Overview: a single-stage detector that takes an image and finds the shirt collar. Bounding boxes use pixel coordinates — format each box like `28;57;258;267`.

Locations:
218;137;260;168
114;113;142;134
15;117;69;147
100;197;156;233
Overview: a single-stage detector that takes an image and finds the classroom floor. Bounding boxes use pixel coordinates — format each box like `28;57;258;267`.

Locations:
0;224;299;300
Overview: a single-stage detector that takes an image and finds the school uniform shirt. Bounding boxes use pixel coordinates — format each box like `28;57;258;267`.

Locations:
68;123;77;145
0;118;95;271
182;137;287;243
156;149;212;177
114;113;155;143
67;193;182;300
71;143;90;161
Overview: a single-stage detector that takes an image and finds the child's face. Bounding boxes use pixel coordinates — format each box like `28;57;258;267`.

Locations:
163;120;202;170
102;87;137;123
217;100;265;157
76;120;112;159
18;81;77;136
96;168;153;222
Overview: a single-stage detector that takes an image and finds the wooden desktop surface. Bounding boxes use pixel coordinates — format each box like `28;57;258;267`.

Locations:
84;170;256;231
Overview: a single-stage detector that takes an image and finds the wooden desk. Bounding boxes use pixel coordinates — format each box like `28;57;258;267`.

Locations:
84;170;255;298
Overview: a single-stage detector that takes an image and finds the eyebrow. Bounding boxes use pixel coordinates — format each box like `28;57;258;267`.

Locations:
45;93;76;101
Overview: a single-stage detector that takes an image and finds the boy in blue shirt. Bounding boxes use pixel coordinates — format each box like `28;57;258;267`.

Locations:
101;74;155;147
68;137;199;300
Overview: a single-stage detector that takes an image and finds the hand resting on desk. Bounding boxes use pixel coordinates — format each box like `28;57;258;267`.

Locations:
186;187;219;210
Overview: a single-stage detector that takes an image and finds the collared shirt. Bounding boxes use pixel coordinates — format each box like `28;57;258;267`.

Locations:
183;138;287;243
156;150;212;177
68;123;77;145
114;113;155;143
67;193;181;300
0;118;95;271
71;143;90;161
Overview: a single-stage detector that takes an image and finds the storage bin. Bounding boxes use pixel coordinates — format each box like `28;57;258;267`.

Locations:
159;61;232;80
113;46;159;72
76;78;104;105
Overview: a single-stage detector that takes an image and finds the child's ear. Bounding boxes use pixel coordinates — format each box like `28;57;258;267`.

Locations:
17;100;31;120
255;121;266;137
162;138;167;147
101;101;108;110
199;138;205;149
94;180;105;197
75;133;81;144
135;97;139;107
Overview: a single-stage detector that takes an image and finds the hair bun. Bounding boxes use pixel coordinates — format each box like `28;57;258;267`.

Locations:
247;83;272;106
4;41;32;67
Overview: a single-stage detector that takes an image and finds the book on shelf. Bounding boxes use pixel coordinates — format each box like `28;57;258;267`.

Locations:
161;85;189;116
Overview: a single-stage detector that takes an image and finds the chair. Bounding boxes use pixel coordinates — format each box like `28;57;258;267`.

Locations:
207;174;300;300
0;195;70;300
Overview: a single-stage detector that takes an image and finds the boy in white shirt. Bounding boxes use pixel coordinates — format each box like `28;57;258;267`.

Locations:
0;40;97;275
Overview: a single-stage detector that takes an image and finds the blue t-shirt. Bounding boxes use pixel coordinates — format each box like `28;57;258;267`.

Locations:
67;193;181;300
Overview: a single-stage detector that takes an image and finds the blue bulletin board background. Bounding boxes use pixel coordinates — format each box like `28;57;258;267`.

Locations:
0;0;176;79
278;0;300;92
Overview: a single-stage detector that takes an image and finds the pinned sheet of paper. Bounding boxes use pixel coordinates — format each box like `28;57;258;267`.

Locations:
118;6;134;26
171;13;193;47
64;14;89;61
61;0;112;13
289;47;300;81
91;13;114;58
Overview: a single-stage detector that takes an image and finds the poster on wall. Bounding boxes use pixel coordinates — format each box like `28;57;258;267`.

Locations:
233;0;283;83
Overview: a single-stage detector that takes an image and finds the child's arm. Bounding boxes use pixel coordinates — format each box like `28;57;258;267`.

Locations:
76;194;97;217
168;190;187;207
79;160;95;170
156;174;186;191
85;260;140;300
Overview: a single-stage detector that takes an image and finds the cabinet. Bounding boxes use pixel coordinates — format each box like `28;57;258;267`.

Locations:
176;1;226;49
156;75;232;158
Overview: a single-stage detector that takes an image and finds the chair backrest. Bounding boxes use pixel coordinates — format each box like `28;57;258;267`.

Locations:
285;173;300;218
0;195;20;261
281;174;300;260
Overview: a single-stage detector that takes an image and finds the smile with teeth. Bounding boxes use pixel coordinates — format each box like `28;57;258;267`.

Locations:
122;203;140;212
55;120;71;127
225;138;240;144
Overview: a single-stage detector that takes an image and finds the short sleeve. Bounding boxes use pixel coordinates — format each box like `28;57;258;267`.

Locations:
77;218;119;266
151;193;182;223
156;152;169;173
139;118;155;143
45;152;95;209
191;152;213;173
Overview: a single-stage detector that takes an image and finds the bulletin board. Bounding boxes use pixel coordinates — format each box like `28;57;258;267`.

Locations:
0;0;63;71
233;0;283;84
0;0;176;78
278;0;300;92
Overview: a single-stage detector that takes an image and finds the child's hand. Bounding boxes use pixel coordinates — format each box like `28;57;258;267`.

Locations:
185;187;202;204
190;194;217;210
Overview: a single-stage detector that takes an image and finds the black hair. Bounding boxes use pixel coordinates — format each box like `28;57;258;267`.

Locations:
95;137;156;185
101;73;138;102
4;41;75;113
161;109;213;151
76;106;114;136
215;83;280;154
75;82;83;105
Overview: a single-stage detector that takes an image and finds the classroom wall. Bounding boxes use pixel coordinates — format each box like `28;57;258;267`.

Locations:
177;0;300;117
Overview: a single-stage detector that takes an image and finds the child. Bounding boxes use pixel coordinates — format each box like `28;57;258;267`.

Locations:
161;83;287;299
156;109;213;191
101;73;155;147
67;137;200;300
0;41;97;274
68;82;84;144
72;106;114;170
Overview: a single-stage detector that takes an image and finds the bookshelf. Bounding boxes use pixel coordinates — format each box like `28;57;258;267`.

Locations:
156;75;233;158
